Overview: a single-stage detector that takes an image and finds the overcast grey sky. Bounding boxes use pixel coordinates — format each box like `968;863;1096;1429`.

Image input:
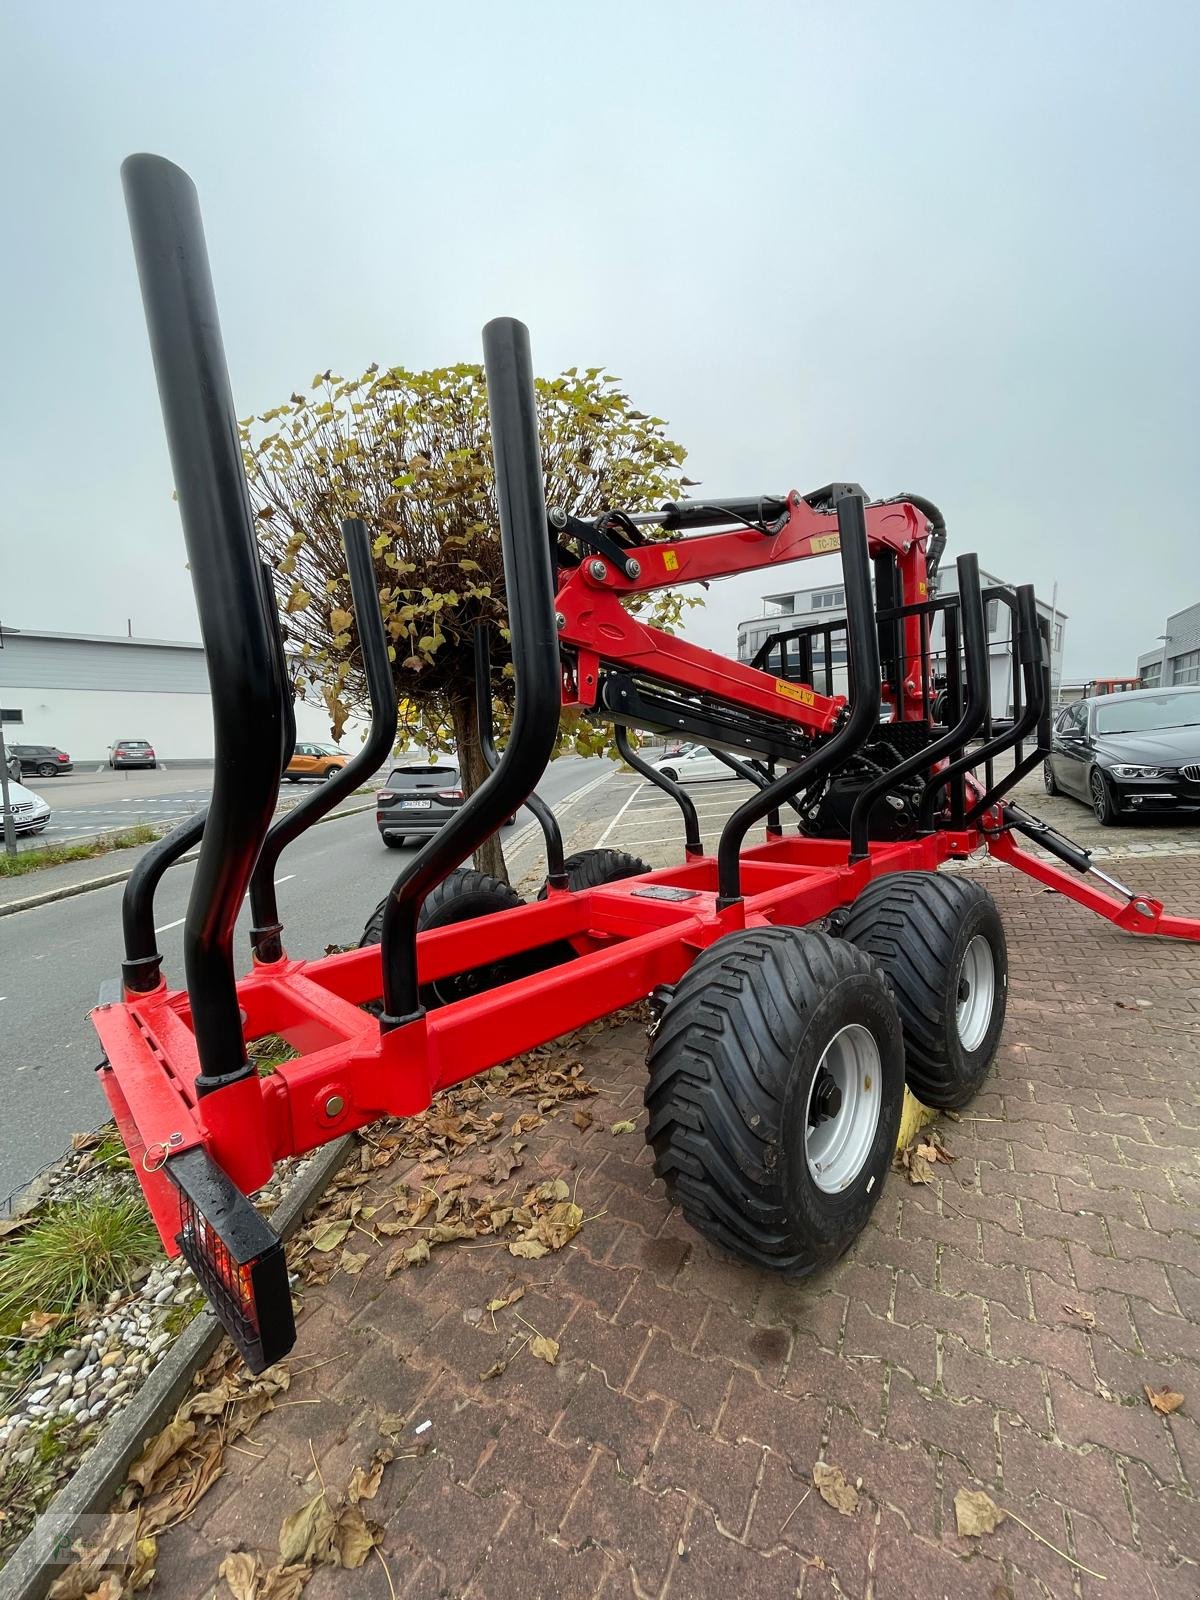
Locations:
2;1;1196;677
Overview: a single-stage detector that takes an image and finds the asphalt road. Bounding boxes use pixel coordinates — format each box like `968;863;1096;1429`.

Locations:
0;755;609;1203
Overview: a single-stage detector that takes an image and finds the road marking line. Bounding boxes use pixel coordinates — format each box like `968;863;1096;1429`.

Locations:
596;780;646;848
154;874;295;936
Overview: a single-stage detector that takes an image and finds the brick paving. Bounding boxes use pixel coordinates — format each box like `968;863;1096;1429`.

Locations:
146;850;1199;1598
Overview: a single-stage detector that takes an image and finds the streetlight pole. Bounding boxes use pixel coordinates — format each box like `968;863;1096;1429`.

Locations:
0;721;16;858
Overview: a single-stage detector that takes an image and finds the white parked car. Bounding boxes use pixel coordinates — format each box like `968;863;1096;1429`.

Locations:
2;778;51;835
651;743;735;784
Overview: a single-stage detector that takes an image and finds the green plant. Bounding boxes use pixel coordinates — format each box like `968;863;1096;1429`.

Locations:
0;1416;78;1560
161;1291;206;1337
244;362;695;881
87;1125;133;1173
0;824;159;878
0;1194;161;1325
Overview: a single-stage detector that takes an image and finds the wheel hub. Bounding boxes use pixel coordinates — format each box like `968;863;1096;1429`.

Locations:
955;934;996;1053
803;1024;882;1193
808;1069;843;1125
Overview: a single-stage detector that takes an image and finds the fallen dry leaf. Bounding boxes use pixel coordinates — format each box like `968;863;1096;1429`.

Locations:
278;1491;336;1566
331;1503;379;1568
527;1177;571;1204
127;1419;196;1493
480;1359;508;1381
954;1487;1006;1537
812;1462;859;1516
1062;1302;1096;1330
346;1449;391;1504
311;1219;353;1253
259;1565;310;1600
428;1220;476;1244
20;1308;65;1336
339;1249;369;1276
895;1127;956;1186
611;1119;637;1135
572;1108;594;1131
508;1238;549;1260
530;1334;560;1365
1145;1384;1185;1416
486;1287;525;1313
219;1550;260;1600
386;1239;430;1274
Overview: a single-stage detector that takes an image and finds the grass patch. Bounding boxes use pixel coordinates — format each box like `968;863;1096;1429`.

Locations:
0;1415;78;1557
0;1193;161;1327
0;824;159;878
87;1125;132;1173
162;1291;205;1337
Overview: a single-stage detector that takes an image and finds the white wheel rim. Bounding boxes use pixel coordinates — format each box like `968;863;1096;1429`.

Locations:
804;1024;882;1193
956;934;995;1053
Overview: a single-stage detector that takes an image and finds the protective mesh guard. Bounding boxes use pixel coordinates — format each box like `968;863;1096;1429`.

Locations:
168;1147;295;1373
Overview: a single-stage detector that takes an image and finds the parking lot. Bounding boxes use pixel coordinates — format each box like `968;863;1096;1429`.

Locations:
571;761;1200;880
3;763;214;849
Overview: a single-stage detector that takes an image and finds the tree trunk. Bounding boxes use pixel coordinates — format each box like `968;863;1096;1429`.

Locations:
449;692;510;885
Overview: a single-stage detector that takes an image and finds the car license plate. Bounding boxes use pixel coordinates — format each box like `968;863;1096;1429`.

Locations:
397;799;432;809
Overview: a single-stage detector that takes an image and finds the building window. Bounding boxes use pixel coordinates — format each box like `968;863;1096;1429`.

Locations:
1053;622;1063;653
1172;649;1200;686
811;588;844;610
986;599;999;635
1141;659;1162;688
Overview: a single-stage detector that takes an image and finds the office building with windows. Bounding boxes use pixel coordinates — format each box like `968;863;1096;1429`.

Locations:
736;572;1066;717
1137;602;1200;690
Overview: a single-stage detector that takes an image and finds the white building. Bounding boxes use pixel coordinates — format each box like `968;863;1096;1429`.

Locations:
0;626;353;763
736;572;1066;718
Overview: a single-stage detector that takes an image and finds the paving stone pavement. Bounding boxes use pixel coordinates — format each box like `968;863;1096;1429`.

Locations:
145;854;1199;1599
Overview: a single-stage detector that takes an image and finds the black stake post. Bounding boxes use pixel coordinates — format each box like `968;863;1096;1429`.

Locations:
123;154;284;1095
249;519;398;963
378;319;561;1026
613;726;705;858
473;626;567;889
846;552;990;862
120;808;208;993
715;490;881;909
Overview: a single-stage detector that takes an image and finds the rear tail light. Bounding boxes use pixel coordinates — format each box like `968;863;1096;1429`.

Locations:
435;789;464;801
167;1147;295;1372
57;754;68;762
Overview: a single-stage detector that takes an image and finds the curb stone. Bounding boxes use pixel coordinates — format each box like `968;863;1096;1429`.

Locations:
0;802;377;919
0;1138;353;1600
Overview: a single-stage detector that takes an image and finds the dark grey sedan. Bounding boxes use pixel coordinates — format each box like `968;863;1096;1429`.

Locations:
1044;688;1200;824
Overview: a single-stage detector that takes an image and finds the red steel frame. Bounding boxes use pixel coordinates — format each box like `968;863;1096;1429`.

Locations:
95;811;1200;1259
92;488;1200;1257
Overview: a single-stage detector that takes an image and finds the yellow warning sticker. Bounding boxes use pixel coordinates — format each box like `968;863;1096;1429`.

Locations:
662;550;680;571
917;580;928;597
811;533;840;554
775;680;815;706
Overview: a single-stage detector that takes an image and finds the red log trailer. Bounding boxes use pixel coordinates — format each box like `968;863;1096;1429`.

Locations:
93;156;1200;1371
